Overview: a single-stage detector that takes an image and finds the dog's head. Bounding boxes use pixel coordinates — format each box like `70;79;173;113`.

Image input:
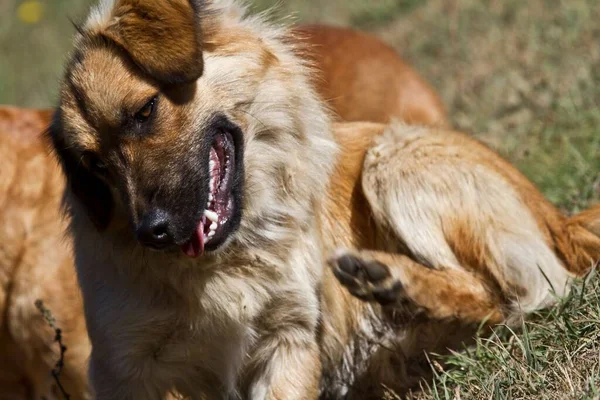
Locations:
49;0;335;260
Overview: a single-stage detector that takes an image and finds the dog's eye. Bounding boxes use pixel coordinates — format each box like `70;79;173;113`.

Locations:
135;97;157;123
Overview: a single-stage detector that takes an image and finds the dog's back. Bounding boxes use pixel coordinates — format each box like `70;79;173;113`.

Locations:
0;106;89;400
295;24;448;127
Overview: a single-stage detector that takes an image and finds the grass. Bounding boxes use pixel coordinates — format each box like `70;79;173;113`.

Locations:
0;0;89;107
410;270;600;400
1;0;599;398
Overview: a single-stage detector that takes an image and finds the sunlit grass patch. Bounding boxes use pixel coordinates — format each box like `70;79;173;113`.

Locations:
414;270;600;400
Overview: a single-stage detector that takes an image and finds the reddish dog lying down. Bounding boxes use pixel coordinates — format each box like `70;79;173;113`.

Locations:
0;23;447;399
0;107;91;399
47;1;599;399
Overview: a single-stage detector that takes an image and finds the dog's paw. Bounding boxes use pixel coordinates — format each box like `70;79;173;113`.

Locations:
329;252;404;306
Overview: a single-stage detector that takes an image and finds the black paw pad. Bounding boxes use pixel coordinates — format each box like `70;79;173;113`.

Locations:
363;261;390;282
337;255;361;275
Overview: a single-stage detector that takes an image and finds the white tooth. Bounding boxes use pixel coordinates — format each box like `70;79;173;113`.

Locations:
204;209;218;223
208;193;213;202
208;231;215;238
210;222;218;230
209;177;215;191
209;159;215;171
207;202;211;207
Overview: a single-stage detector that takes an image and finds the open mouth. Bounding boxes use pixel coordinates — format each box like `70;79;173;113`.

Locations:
181;130;238;257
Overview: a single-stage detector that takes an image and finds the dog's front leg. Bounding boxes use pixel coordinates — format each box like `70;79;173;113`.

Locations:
245;332;321;400
243;290;322;400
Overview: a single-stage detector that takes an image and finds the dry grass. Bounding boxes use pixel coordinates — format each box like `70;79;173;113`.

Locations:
408;271;600;400
1;0;599;398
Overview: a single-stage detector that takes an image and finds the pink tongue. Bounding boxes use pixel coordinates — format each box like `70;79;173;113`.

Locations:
181;218;205;258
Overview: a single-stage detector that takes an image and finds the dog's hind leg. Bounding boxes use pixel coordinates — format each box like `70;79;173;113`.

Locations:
344;124;572;323
329;249;505;323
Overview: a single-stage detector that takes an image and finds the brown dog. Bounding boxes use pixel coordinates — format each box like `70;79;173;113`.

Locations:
295;24;447;126
46;1;599;399
0;17;447;400
0;107;89;400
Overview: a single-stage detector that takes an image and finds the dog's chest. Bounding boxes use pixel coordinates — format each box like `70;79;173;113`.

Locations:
86;267;268;397
156;316;254;396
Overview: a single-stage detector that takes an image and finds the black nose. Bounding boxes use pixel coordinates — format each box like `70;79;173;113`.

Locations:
136;210;174;249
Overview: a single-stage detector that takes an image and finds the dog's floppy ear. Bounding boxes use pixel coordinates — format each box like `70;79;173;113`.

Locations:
46;111;114;231
103;0;204;85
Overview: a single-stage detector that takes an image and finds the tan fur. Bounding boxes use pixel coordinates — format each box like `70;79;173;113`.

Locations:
0;107;90;399
0;17;449;400
318;124;599;397
339;125;592;312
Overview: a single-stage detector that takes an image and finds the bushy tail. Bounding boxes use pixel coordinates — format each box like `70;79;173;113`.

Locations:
564;204;600;275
